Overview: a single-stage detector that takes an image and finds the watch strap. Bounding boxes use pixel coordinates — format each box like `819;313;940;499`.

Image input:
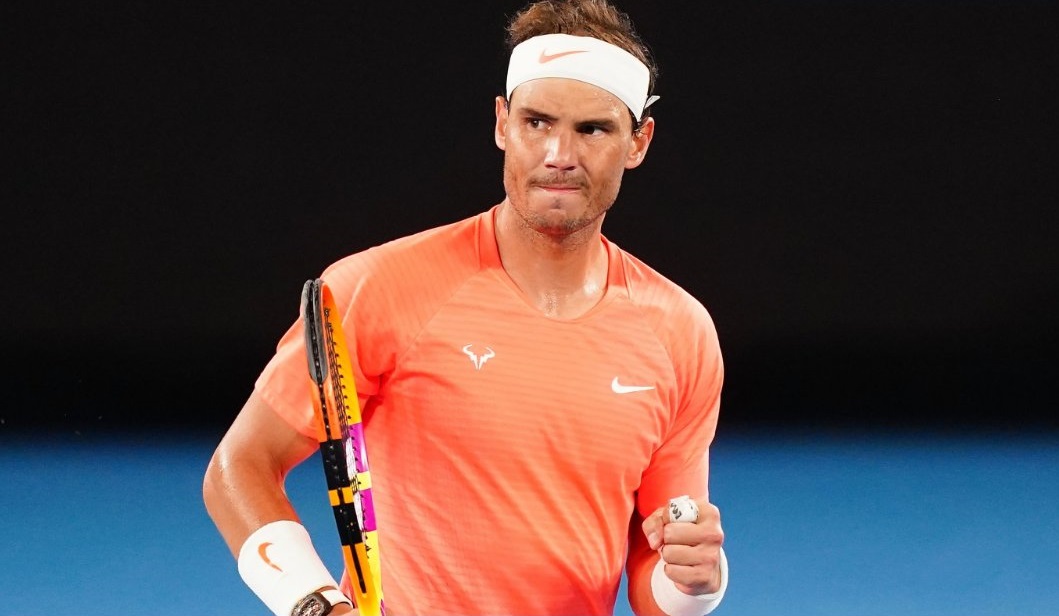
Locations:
320;588;352;611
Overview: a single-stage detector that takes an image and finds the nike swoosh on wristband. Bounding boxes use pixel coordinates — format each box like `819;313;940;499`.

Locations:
258;542;282;572
538;49;589;63
611;377;655;394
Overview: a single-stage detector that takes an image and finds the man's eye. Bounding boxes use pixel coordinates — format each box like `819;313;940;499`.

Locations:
579;125;607;136
528;118;547;130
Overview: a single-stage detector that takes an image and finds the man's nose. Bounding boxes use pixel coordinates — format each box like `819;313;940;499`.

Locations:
543;129;577;171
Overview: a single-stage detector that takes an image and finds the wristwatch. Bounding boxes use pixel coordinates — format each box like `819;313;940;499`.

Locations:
290;588;352;616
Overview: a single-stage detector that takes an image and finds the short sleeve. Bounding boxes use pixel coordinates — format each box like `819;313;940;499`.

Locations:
635;303;723;516
254;257;388;438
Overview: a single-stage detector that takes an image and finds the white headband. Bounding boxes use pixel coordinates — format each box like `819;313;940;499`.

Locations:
506;33;659;120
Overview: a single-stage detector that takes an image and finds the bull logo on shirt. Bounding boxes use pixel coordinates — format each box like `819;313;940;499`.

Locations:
462;344;495;371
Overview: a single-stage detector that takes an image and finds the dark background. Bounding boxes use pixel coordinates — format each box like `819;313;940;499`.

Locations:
4;1;1056;437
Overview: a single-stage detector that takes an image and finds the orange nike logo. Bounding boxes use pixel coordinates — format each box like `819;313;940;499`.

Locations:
258;542;282;572
538;49;588;63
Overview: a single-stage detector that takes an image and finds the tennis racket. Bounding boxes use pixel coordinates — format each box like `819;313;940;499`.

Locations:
301;278;384;616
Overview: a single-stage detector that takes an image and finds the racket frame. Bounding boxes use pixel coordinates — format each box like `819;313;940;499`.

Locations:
302;279;384;616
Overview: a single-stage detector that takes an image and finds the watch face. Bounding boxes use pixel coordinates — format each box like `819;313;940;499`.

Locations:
293;593;331;616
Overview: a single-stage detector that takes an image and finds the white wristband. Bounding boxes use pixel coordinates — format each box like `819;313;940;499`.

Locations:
237;520;347;616
651;546;728;616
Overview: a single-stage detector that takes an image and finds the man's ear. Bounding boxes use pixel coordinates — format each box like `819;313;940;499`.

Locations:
494;96;509;151
625;116;655;169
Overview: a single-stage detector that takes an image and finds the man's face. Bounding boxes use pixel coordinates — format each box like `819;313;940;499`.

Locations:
494;78;654;239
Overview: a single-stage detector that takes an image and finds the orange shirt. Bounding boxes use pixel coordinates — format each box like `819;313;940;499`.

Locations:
256;207;723;615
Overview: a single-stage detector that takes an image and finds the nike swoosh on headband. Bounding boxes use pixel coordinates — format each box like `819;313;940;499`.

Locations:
538;49;589;63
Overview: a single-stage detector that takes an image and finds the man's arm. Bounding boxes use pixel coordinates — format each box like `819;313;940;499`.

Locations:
203;388;317;556
628;507;669;616
203;388;355;615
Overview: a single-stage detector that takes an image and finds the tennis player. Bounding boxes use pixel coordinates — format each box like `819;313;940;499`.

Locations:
204;1;729;614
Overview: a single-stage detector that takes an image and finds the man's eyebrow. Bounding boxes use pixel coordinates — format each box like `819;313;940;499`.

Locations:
516;106;621;131
515;106;558;122
576;117;620;131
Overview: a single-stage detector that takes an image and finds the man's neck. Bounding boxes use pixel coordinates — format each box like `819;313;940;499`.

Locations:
493;200;610;320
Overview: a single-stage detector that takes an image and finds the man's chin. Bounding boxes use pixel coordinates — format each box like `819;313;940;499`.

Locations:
527;189;586;211
529;205;599;238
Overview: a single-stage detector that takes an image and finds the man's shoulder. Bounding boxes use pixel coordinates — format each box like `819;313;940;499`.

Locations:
325;210;485;283
376;210;482;256
613;245;723;383
616;245;711;323
314;210;490;343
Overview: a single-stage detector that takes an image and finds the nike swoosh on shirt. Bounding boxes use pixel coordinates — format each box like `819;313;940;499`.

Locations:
611;377;655;394
538;49;589;63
